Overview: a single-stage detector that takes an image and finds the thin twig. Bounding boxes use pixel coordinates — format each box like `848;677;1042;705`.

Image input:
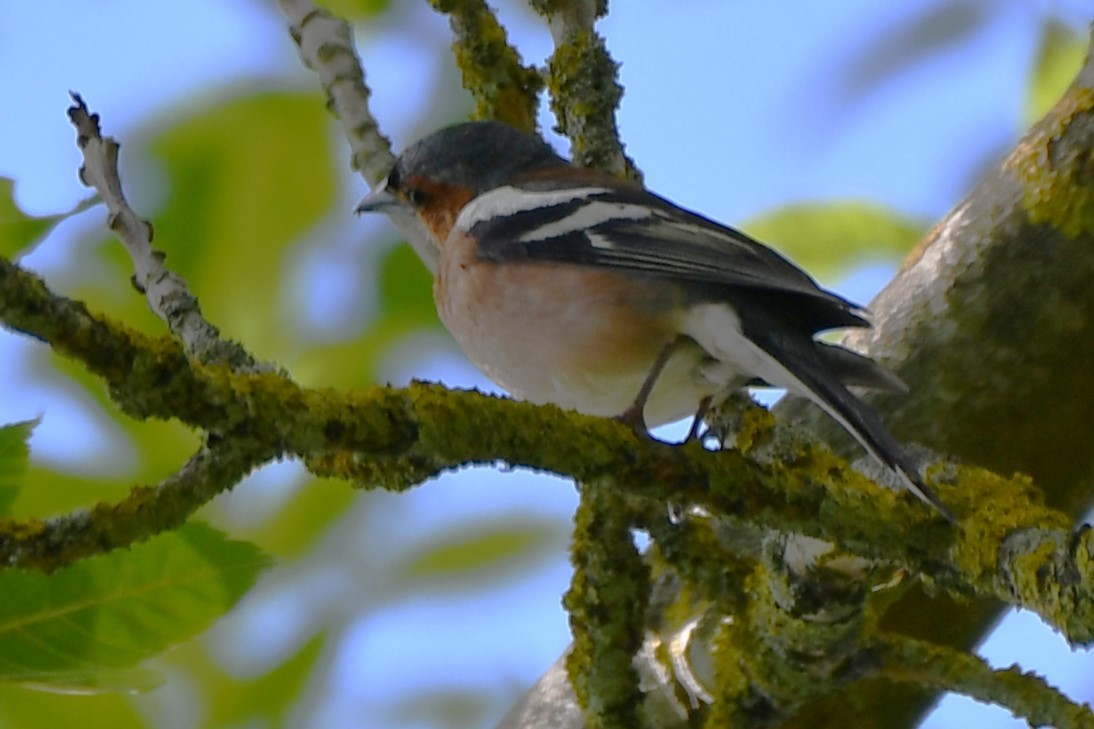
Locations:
276;0;438;267
66;94;262;371
0;441;275;572
872;634;1094;729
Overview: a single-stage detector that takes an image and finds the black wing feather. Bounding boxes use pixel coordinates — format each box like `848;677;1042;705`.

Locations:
468;184;868;332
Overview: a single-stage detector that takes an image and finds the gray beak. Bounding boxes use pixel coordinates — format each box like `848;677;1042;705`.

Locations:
354;180;401;215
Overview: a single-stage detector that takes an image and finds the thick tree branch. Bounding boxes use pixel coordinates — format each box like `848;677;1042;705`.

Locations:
780;35;1094;520
773;27;1094;728
3;253;1093;648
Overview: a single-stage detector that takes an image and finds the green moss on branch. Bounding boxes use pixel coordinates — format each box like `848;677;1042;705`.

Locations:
429;0;543;131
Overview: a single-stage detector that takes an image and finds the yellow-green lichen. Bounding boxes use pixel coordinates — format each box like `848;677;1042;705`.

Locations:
430;0;543;132
1010;86;1094;239
564;485;649;728
544;29;640;180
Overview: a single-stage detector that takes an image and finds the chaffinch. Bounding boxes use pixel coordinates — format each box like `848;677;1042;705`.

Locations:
356;120;954;522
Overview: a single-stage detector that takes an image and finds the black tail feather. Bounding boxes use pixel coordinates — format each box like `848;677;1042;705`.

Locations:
747;329;956;523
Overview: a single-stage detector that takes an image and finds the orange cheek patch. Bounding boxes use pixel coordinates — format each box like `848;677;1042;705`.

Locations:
405;176;476;248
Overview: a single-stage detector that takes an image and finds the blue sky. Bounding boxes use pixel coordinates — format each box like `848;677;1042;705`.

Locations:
1;1;1091;727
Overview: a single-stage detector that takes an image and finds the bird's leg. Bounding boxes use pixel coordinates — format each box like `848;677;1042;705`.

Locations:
683;395;713;443
616;335;689;434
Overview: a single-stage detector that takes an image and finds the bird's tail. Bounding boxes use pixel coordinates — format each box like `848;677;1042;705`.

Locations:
746;330;956;523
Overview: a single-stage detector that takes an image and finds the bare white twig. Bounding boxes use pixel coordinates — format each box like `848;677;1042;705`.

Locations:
276;0;438;270
276;0;394;185
67;94;262;370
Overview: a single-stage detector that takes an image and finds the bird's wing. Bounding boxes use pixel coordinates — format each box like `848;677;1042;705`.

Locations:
457;180;867;329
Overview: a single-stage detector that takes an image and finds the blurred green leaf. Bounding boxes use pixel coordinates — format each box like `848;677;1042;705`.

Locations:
743;201;926;279
0;419;38;517
401;519;564;583
10;668;164;696
0;682;147;729
147;90;338;353
206;632;327;727
4;349;199;520
0;522;271;693
293;242;440;387
838;1;987;100
0;178;97;259
317;0;392;19
244;477;357;558
1025;21;1086;126
15;463;151;522
378;242;437;327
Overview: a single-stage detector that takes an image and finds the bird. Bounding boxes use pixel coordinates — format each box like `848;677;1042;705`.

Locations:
355;120;955;522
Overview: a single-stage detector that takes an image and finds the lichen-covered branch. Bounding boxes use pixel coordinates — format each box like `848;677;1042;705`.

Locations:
3;252;1094;649
67;95;259;371
428;0;543;132
773;27;1094;727
564;485;649;728
0;441;274;572
780;31;1094;522
872;635;1094;729
530;0;639;179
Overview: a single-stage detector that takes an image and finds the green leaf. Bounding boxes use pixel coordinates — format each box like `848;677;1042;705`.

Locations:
0;419;39;517
293;243;440;386
742;201;926;279
377;242;437;327
0;522;271;694
0;178;98;259
146;91;338;352
837;1;987;100
317;0;392;19
400;519;564;584
246;477;357;558
206;632;327;726
1025;21;1086;126
0;681;146;728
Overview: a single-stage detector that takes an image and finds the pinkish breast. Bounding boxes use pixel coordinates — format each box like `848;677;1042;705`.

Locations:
433;231;687;418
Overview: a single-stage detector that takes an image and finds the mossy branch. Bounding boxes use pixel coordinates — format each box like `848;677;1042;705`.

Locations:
0;441;274;572
872;635;1094;729
428;0;543;132
2;253;1093;647
564;485;650;729
531;0;640;179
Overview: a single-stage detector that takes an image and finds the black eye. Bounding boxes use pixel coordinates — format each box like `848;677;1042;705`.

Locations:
405;187;428;206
